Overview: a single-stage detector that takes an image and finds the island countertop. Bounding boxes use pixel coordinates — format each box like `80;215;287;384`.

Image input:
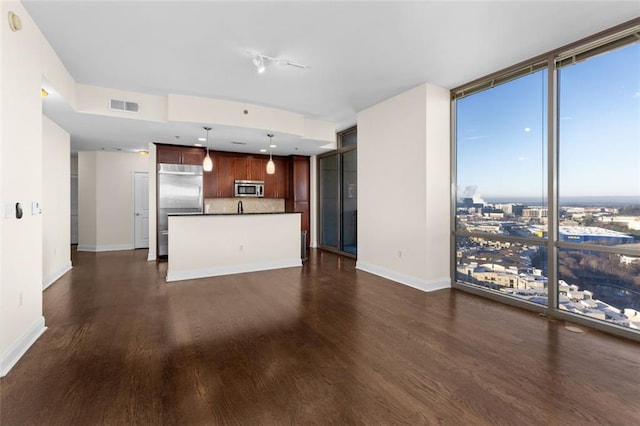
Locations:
167;212;302;216
166;213;302;282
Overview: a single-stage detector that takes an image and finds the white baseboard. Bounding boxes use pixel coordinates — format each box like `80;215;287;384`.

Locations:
356;261;451;293
167;259;303;282
147;252;157;261
1;316;47;377
42;261;72;290
77;244;134;252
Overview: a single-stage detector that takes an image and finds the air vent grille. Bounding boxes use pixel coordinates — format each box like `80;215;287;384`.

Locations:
109;98;139;113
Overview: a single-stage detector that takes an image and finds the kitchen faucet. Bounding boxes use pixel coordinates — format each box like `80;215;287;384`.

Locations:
237;200;244;214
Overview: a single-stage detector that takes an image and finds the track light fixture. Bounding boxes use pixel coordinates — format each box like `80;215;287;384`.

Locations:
252;53;310;74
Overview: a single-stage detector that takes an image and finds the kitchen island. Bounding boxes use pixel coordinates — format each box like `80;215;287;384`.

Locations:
166;212;302;282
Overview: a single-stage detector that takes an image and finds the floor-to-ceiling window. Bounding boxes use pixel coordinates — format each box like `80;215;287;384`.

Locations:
319;127;357;256
453;21;640;339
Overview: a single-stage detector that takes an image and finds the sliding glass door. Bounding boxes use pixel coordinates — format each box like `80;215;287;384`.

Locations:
319;127;358;256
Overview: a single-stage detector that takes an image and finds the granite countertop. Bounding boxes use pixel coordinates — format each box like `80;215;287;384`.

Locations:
168;212;302;217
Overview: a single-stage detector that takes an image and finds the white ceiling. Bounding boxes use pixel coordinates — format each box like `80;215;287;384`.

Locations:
24;0;640;156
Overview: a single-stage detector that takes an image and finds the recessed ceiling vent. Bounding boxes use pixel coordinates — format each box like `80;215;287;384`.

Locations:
109;98;139;113
231;141;247;145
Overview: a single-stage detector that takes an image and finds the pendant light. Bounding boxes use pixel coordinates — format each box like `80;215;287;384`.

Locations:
203;126;213;172
266;134;275;175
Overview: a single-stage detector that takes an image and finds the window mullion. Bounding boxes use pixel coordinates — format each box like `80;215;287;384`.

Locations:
547;54;559;315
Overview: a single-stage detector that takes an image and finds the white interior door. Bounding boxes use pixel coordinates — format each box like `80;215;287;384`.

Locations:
134;172;149;249
70;174;78;245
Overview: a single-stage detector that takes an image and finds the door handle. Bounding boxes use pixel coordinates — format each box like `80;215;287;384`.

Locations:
135;213;141;216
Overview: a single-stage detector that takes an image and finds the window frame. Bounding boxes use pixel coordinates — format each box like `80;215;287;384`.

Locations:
450;18;640;342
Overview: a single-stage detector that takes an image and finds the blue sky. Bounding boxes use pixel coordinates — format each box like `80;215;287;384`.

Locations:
456;42;639;201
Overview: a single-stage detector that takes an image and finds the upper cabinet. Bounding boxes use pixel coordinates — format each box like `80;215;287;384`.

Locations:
234;156;266;182
158;144;299;200
156;144;205;165
216;154;236;198
264;157;288;199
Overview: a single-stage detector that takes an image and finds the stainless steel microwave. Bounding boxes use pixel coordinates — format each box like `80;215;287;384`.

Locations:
234;180;264;197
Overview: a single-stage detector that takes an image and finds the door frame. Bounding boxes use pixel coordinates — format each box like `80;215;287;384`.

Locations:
132;171;149;249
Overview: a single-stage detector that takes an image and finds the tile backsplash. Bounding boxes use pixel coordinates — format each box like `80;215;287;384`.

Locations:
205;198;285;214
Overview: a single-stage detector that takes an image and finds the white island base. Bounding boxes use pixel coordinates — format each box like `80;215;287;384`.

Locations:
166;213;302;282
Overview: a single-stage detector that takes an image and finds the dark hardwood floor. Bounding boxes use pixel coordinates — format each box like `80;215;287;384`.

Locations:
1;248;639;425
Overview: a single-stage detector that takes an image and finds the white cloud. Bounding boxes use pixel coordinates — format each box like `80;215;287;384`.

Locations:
463;135;489;141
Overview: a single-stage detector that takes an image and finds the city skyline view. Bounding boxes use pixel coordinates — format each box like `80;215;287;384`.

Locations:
456;42;639;200
454;37;639;332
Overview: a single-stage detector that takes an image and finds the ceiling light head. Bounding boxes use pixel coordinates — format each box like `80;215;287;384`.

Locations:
266;159;275;175
8;11;22;32
265;133;276;174
203;153;213;172
253;55;266;74
202;126;213;172
41;88;49;97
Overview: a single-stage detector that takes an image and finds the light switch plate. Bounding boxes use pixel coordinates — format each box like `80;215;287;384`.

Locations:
32;201;42;215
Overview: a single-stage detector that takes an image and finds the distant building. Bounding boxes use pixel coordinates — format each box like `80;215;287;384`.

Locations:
529;225;635;245
598;215;640;231
461;198;474;207
523;207;548;219
559;226;634;245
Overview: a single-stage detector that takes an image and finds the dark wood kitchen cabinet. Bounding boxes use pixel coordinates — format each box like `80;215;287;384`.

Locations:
156;144;204;165
203;152;235;198
210;152;236;198
248;157;266;182
200;150;303;201
216;153;236;198
264;157;288;198
234;156;266;182
285;155;311;246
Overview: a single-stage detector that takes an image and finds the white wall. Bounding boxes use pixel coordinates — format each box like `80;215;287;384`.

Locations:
78;151;97;249
147;143;157;261
78;151;149;252
42;116;71;290
356;83;451;292
1;0;75;376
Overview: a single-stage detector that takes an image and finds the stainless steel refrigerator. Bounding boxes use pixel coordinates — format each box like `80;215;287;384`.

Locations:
157;163;203;257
